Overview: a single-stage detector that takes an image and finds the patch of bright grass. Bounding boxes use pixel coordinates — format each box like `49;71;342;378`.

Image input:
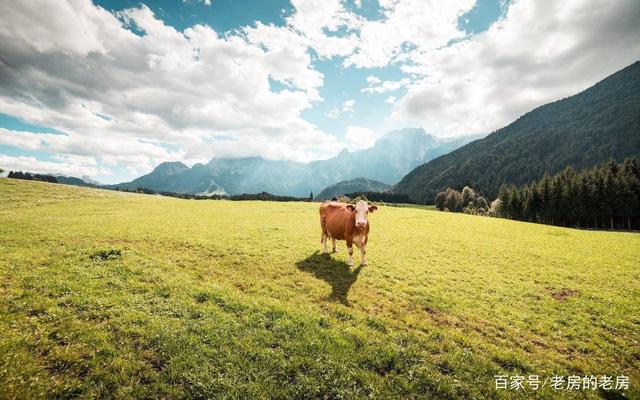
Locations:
1;179;639;399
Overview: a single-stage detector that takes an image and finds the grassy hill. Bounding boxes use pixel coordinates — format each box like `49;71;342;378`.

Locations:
1;179;639;399
395;60;640;204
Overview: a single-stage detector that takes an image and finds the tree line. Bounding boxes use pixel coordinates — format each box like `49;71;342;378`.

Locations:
228;192;312;202
7;171;58;183
342;191;411;204
109;187;313;202
495;157;640;230
434;186;490;215
110;186;225;199
4;171;315;203
430;157;640;231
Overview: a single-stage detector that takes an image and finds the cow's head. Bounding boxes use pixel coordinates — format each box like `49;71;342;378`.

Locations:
347;200;378;228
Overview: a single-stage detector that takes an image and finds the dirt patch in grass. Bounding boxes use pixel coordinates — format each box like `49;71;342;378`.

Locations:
424;306;438;316
549;288;580;301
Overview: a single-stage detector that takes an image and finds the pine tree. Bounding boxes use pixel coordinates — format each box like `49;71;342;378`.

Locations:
540;173;552;224
509;187;522;220
528;183;542;223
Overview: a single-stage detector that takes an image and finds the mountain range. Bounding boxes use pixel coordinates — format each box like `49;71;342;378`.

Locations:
109;129;480;196
394;60;640;203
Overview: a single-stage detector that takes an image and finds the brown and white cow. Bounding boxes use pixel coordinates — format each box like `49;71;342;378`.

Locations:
319;200;378;266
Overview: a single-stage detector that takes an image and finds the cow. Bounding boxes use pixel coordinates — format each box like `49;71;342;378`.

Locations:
319;200;378;266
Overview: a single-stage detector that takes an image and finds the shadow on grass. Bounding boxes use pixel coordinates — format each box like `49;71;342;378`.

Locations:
296;251;362;306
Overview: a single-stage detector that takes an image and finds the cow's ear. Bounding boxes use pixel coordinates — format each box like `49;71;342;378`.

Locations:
346;204;356;212
368;205;378;212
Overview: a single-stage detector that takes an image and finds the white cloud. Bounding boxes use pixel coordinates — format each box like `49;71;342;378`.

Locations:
52;154;98;166
344;0;475;68
0;128;175;160
326;108;340;119
0;0;345;181
246;0;362;60
390;0;640;137
344;126;378;150
342;99;355;112
325;99;355;119
183;0;212;5
0;154;110;177
385;96;396;104
366;75;381;85
0;128;68;152
361;78;411;94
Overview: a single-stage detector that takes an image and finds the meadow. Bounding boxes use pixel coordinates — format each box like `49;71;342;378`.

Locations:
0;179;638;399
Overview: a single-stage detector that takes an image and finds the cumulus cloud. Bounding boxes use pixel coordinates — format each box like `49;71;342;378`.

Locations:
345;126;378;150
342;99;355;112
0;154;110;177
345;0;475;68
245;0;362;60
326;108;340;119
390;0;640;136
0;0;344;180
183;0;212;6
361;78;411;94
366;76;381;85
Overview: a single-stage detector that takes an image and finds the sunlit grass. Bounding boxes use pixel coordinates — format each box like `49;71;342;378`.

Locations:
1;179;638;399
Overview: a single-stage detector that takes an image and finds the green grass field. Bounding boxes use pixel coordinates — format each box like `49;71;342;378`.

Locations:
1;179;639;399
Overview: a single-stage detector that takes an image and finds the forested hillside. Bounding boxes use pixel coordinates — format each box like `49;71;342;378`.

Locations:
395;61;640;203
316;177;390;200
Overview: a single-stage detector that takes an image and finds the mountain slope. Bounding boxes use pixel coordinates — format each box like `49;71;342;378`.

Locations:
315;177;390;200
394;60;640;204
108;161;223;194
206;157;310;196
55;176;97;187
81;175;101;186
307;129;480;186
112;129;480;196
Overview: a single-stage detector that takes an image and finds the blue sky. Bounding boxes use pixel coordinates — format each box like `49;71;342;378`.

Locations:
1;0;638;183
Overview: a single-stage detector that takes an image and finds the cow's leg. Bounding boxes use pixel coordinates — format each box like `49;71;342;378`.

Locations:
346;238;354;266
332;237;338;253
321;231;328;254
347;246;354;266
360;242;368;266
320;213;329;254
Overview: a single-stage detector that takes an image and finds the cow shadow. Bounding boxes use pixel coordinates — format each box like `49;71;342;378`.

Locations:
296;251;362;306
